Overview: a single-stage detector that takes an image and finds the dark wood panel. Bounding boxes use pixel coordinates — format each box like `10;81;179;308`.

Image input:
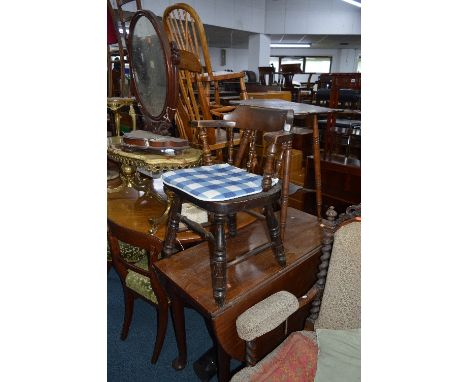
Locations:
305;154;361;215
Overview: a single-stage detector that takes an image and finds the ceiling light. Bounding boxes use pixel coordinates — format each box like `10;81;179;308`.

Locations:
270;43;311;48
341;0;361;8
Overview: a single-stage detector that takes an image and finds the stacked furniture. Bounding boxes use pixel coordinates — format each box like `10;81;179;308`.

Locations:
309;73;361;215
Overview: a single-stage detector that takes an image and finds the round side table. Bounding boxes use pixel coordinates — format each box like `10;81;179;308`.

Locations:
107;137;203;233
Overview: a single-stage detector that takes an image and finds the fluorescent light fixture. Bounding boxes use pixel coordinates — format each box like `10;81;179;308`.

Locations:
270;43;311;48
341;0;361;7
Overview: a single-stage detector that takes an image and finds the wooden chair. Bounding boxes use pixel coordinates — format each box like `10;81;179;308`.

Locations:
163;3;247;115
258;66;275;86
107;219;170;364
175;49;242;159
161;105;294;307
243;70;257;83
279;63;302;102
299;72;318;104
231;205;361;381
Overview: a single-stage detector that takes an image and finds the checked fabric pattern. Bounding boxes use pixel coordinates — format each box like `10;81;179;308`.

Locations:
161;163;277;201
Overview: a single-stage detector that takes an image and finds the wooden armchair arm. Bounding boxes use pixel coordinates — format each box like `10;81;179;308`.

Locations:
191;120;237;165
202;71;245;81
263;130;293;145
236;291;299;342
298;286;320;309
262;131;293;192
236;287;320;342
236;287;319;366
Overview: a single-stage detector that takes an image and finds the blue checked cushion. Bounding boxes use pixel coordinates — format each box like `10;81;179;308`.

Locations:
162;163;277;202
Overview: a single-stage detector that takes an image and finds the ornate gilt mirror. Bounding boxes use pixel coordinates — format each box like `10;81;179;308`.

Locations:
128;10;179;135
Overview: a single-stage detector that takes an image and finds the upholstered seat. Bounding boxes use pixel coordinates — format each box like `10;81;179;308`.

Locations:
125;257;157;304
231;331;318;382
162;164;278;202
107;241;145;263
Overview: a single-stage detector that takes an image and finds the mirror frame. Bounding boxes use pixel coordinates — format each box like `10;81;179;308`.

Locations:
128;10;179;134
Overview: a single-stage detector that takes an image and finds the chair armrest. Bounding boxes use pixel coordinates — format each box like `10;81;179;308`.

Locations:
263;131;293;145
236;291;299;342
202;71;245;81
190;120;237;129
298;286;320;309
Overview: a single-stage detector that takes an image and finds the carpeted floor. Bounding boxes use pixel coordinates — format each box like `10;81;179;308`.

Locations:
108;267;239;381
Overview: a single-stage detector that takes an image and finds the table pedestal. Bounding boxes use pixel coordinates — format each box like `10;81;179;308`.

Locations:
107;97;137;136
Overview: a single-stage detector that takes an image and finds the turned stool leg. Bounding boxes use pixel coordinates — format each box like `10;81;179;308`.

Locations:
212;214;227;306
162;195;182;258
264;204;286;267
227;213;237;237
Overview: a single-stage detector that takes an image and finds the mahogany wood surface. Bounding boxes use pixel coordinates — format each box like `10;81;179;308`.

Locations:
107;184;257;244
156;208;322;372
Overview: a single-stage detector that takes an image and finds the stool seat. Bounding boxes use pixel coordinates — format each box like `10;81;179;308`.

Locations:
162;163;278;202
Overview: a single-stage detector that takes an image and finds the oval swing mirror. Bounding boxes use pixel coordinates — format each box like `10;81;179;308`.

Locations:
128;10;178;135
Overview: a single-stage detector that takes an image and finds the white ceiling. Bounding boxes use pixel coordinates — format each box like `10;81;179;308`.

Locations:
203;24;361;50
269;34;361;49
113;6;361;50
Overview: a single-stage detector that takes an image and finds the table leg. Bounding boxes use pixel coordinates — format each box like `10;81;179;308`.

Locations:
212;214;227;306
170;291;187;371
114;110;121;137
216;342;231;382
162;195;182;258
148;190;174;235
312;114;322;220
129;103;137;131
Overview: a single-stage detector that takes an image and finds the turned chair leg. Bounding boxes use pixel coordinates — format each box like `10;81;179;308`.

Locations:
212;214;227;306
264;204;286;267
227;213;237;237
162;195;182;258
121;289;135;340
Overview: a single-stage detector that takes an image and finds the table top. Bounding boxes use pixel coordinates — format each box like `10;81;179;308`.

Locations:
107;97;136;108
230;98;339;115
156;207;322;316
107;185;257;244
107;137;202;175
